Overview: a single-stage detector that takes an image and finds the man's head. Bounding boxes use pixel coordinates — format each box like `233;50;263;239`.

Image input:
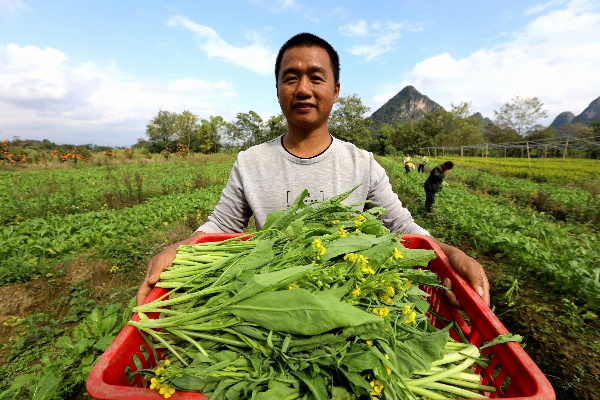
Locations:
443;161;454;170
275;33;341;135
275;32;340;88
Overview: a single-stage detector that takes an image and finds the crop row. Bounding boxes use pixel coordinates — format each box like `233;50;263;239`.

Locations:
0;185;224;286
0;156;235;225
446;156;600;187
447;167;600;228
380;158;600;310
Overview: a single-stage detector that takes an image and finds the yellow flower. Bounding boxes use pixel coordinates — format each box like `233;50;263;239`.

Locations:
357;255;369;269
362;266;375;275
159;384;176;398
402;305;411;315
365;340;373;346
344;253;357;262
354;214;367;227
373;307;389;317
332;219;340;225
351;287;361;297
380;296;392;304
150;377;161;390
288;282;300;290
385;286;395;297
163;359;171;366
339;226;349;237
404;279;413;289
405;310;417;324
311;239;326;259
369;380;384;398
393;247;403;259
384;354;392;375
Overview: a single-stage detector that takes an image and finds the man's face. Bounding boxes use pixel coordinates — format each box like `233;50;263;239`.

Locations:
276;45;340;134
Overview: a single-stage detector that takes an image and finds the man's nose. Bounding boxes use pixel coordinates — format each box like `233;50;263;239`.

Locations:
295;76;311;97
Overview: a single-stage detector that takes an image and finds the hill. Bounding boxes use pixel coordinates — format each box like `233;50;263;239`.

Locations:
550;111;575;128
369;86;443;133
571;96;600;125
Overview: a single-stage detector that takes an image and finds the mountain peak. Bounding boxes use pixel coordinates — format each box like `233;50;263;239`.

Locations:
370;85;443;131
572;96;600;125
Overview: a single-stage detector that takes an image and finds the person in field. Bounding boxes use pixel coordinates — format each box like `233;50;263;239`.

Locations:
136;33;489;309
418;155;429;173
424;161;454;213
403;154;412;173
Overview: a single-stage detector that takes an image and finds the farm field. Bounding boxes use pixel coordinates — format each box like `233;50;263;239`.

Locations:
0;154;599;399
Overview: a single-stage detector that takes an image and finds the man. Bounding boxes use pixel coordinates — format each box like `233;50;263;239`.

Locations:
136;33;489;308
403;154;411;173
424;161;454;212
418;155;429;173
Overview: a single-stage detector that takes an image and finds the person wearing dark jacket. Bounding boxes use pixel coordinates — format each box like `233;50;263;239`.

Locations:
424;161;453;212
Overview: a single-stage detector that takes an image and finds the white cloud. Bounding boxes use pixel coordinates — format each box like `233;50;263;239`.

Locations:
167;15;275;75
0;0;28;22
247;0;299;13
0;43;238;146
340;20;421;61
372;0;600;124
340;20;369;37
524;0;565;15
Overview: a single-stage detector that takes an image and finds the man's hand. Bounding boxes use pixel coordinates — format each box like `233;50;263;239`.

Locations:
136;231;206;305
434;240;490;308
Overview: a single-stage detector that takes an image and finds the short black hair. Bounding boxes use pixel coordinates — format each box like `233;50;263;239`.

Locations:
444;161;454;169
275;32;340;87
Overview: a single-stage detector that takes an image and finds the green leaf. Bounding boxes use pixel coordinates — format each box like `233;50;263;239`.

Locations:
254;381;299;400
54;336;73;350
228;288;383;335
229;264;315;304
293;370;329;400
343;349;380;372
480;333;523;349
320;234;394;262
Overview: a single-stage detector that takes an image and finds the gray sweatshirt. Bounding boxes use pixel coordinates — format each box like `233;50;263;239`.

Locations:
197;136;430;236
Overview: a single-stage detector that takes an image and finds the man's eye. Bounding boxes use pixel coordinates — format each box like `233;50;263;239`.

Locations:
284;76;297;82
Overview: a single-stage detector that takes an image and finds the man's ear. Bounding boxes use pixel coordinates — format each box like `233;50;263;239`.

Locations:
333;82;340;102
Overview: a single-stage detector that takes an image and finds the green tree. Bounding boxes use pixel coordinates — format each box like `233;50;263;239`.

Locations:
484;124;521;144
228;111;264;149
527;126;557;140
433;102;484;147
556;122;593;139
493;94;548;136
329;94;372;149
175;110;200;152
198;116;226;154
370;123;397;156
146;110;178;153
390;120;431;154
265;113;288;142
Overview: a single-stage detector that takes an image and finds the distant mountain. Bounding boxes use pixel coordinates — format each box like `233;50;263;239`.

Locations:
370;86;443;132
550;111;575;128
572;96;600;125
473;112;493;127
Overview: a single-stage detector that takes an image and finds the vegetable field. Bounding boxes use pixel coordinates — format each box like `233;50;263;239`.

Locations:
0;154;598;400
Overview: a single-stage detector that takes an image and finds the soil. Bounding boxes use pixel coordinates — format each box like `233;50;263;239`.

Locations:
0;258;128;328
481;257;600;400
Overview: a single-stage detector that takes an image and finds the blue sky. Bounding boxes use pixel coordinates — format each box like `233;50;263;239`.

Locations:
1;0;599;147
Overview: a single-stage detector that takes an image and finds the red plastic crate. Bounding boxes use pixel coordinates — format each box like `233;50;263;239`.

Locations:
86;233;555;400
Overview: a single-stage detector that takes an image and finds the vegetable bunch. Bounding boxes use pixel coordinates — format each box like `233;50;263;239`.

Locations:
132;188;495;399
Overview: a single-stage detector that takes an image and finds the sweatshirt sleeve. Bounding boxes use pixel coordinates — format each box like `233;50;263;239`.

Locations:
196;158;252;234
366;156;431;236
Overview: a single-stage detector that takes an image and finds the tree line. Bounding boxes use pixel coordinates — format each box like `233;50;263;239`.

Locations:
139;93;599;157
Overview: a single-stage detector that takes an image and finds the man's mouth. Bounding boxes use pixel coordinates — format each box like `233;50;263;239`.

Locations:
293;103;315;110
